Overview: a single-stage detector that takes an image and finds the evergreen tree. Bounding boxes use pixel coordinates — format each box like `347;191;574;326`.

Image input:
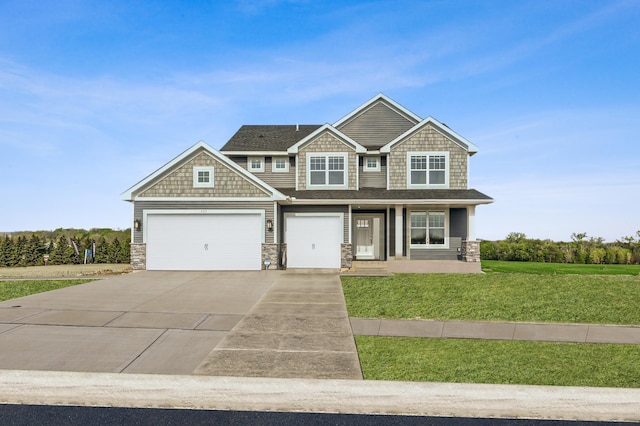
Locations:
50;235;75;265
0;236;12;267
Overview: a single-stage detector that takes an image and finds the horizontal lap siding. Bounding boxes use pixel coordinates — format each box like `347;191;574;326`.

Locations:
359;165;387;188
410;237;462;260
338;102;417;148
230;156;296;188
133;200;275;244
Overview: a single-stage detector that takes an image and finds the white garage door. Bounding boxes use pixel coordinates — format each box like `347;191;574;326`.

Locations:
146;213;262;271
286;216;342;268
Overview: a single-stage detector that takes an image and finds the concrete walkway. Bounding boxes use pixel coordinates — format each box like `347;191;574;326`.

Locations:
194;272;363;379
351;318;640;344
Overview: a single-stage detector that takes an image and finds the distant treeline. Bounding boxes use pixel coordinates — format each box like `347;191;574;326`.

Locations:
0;228;131;267
481;231;640;265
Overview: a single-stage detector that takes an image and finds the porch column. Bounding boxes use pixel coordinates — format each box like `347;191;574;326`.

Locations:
395;204;404;259
467;205;476;241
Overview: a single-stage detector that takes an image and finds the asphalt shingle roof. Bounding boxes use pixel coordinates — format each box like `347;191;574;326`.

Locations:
220;125;322;152
277;188;493;201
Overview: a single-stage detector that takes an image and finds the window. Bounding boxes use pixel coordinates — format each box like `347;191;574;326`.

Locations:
307;153;347;188
408;152;449;188
363;156;380;172
193;167;214;188
248;157;264;172
273;157;290;173
410;211;446;247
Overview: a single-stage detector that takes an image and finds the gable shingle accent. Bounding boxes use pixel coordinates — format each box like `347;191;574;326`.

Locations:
138;150;272;198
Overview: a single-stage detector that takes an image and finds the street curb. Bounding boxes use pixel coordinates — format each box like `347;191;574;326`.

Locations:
1;370;639;422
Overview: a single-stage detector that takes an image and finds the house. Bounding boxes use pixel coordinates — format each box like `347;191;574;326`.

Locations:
121;94;493;273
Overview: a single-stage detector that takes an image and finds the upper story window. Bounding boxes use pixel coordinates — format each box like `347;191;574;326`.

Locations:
363;156;380;172
193;166;214;188
407;152;449;188
410;211;446;247
273;157;290;173
248;157;264;172
307;153;347;189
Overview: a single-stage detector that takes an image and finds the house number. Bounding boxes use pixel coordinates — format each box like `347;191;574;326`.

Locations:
204;244;208;251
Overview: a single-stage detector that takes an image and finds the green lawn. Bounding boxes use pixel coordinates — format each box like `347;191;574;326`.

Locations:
356;336;640;388
0;279;94;302
482;260;640;275
344;265;640;387
341;273;640;325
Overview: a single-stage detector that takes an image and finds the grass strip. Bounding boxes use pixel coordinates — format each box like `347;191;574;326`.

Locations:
0;279;94;302
482;260;640;275
356;336;640;388
342;273;640;324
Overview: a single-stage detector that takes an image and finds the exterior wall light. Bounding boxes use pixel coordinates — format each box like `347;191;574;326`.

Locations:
266;219;273;232
134;219;141;232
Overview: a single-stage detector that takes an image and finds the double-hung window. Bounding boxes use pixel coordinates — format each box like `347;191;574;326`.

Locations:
410;211;447;247
407;152;449;188
307;153;347;189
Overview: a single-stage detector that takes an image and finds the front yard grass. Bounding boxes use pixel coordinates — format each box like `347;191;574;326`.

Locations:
356;336;640;388
341;273;640;325
344;264;640;387
0;279;94;302
482;260;640;275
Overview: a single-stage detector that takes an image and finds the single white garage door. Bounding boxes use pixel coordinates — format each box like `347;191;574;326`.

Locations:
146;213;262;271
286;216;342;268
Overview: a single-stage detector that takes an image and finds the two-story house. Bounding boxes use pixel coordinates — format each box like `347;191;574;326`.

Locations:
121;94;493;273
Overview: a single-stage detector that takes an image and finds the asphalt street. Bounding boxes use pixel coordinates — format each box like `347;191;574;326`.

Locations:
0;405;629;426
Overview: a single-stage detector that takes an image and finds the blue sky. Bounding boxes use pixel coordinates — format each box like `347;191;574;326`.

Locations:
1;0;639;242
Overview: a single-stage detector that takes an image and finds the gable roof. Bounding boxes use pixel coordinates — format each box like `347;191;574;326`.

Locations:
333;93;422;127
220;124;321;153
380;116;480;155
120;141;287;201
286;124;367;154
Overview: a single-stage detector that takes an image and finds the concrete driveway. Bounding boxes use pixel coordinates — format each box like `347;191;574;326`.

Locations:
0;271;278;374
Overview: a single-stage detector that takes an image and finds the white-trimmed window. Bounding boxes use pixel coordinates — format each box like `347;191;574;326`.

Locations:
307;153;347;189
410;211;447;247
273;157;290;173
407;152;449;188
363;156;380;172
193;166;214;188
248;157;264;172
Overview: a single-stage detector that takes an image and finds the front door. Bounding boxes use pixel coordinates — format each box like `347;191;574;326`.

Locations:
354;214;384;260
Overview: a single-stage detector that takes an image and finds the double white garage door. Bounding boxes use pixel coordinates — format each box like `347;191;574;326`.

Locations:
145;213;342;271
146;213;263;271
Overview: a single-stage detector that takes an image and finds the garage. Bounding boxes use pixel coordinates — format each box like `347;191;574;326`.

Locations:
285;215;342;268
145;212;263;271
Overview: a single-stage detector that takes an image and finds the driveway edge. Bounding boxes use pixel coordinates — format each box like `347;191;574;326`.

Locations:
1;370;639;422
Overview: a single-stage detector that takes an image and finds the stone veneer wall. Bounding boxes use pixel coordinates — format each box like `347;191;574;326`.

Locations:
261;243;279;270
461;240;480;262
388;124;468;190
341;243;353;269
130;243;146;270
